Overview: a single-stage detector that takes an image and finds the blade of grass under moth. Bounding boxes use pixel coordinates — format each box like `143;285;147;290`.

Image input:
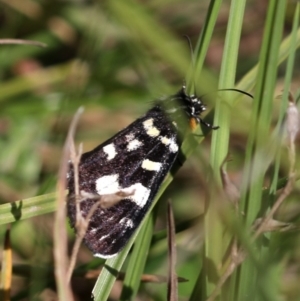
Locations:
119;211;155;301
92;133;206;301
92;196;163;301
92;177;174;301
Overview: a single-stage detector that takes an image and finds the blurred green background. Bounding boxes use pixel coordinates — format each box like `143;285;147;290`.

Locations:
0;0;299;300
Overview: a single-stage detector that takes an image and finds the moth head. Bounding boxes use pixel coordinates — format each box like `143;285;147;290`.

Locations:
161;85;219;131
180;85;206;119
177;85;218;131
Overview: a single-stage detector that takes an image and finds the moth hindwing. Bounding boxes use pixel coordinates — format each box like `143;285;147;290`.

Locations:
67;85;216;258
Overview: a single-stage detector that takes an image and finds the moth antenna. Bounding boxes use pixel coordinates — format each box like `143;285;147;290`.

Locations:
183;35;196;94
183;35;195;65
199;89;253;100
217;88;253;99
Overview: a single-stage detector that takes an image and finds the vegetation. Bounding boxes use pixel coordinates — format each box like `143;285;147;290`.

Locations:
0;1;299;300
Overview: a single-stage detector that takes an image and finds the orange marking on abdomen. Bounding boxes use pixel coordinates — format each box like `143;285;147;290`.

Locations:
189;117;197;131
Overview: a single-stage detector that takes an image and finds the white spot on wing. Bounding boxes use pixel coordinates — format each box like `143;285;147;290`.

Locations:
127;139;143;151
125;133;135;142
119;217;134;228
94;251;117;259
95;176;150;208
143;118;160;137
84;180;148;257
160;136;170;145
96;174;119;195
169;138;179;153
160;136;179;153
99;234;110;241
142;159;162;171
122;183;151;207
103;143;117;160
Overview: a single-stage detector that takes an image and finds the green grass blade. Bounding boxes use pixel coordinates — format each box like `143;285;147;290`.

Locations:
187;0;223;93
0;192;58;225
241;0;287;229
91;234;136;301
108;0;189;77
270;3;300;195
237;1;287;300
91;172;173;301
0;63;73;102
234;28;300;102
204;0;247;299
211;0;247;171
119;211;154;301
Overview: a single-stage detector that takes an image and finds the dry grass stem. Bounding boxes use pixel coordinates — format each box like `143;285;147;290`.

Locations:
206;239;246;301
53;107;84;300
67;140;83;283
252;92;299;241
0;227;12;301
83;269;188;283
220;154;240;209
167;200;178;301
0;39;47;47
207;95;299;300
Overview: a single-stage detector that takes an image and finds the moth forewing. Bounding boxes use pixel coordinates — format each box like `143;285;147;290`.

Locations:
67;85;217;258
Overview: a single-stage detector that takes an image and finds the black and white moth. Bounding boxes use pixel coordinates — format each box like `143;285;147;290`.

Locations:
67;85;218;258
